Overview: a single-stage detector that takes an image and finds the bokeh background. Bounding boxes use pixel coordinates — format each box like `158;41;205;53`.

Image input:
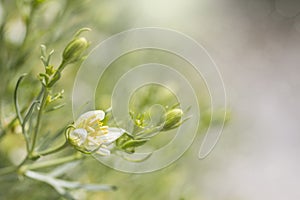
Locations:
1;0;300;199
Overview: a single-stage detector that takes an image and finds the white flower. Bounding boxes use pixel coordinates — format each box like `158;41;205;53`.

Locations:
68;110;124;156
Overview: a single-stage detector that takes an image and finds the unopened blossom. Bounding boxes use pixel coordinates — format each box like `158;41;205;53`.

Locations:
162;108;183;131
62;37;89;64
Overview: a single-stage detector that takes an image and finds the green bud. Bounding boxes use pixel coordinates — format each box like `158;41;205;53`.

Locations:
121;139;148;149
162;108;183;131
62;37;89;64
45;65;55;76
38;73;49;86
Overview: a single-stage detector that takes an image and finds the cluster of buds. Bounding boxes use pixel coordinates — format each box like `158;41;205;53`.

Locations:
39;28;90;88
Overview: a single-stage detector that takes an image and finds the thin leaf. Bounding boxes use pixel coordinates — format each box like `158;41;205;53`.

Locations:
14;74;27;125
23;100;40;126
121;139;149;149
73;27;91;38
46;49;55;66
40;45;47;57
48;161;81;178
36;127;66;151
119;152;153;163
170;102;180;109
45;103;66;112
78;183;117;191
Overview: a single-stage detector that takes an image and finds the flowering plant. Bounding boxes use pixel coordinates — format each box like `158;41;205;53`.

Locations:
0;24;188;198
0;1;228;199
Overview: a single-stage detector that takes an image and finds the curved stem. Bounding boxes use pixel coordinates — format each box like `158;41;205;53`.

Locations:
30;87;48;157
22;100;40;152
38;141;69;156
22;123;30;153
24;153;82;171
14;74;27;125
0;153;82;177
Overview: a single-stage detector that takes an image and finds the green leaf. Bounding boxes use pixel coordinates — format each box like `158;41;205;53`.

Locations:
45;104;66;113
23;100;40;126
120;152;152;162
120;139;149;149
115;133;133;147
14;74;27;125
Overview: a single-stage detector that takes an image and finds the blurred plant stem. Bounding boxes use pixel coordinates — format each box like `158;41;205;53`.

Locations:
38;141;69;156
20;153;83;173
0;153;82;177
0;1;39;136
0;166;16;176
29;87;48;158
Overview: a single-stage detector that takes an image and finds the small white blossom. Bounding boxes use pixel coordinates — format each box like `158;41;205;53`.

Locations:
68;110;124;156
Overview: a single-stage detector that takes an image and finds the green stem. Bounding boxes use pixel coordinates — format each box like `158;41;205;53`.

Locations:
14;74;27;125
38;141;68;156
47;61;66;87
22;100;40;152
0;166;17;176
30;87;48;157
0;153;82;177
22;123;30;153
23;153;82;171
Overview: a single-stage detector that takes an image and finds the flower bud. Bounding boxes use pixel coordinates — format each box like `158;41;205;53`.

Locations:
162;108;183;131
62;37;89;64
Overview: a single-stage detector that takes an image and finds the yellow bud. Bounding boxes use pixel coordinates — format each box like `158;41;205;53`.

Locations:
162;108;183;131
62;37;89;64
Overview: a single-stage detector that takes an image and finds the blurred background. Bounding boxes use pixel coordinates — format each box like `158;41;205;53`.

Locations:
1;0;300;199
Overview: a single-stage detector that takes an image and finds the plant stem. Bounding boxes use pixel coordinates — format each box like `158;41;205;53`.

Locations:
30;87;48;157
47;61;66;87
38;141;68;156
24;153;82;171
14;74;27;125
0;166;17;176
22;100;40;152
0;153;82;177
22;124;30;153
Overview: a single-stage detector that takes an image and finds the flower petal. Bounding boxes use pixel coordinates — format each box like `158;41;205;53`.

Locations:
97;127;125;144
75;110;105;126
69;128;87;145
95;147;111;156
